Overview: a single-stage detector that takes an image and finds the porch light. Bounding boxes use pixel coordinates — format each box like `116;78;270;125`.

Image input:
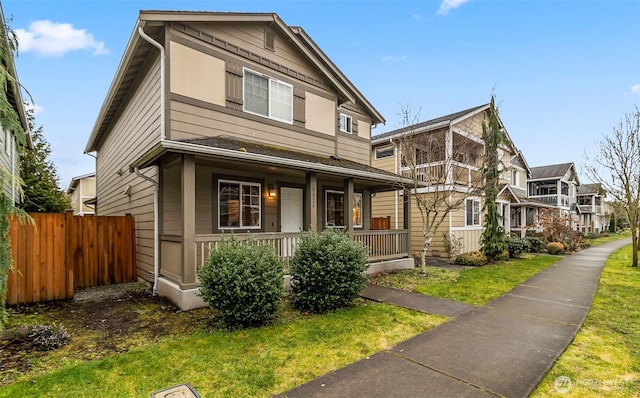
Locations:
268;184;276;198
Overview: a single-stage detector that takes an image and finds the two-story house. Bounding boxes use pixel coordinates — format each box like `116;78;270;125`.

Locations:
0;3;30;204
85;11;415;310
576;183;609;233
66;172;96;215
371;103;525;259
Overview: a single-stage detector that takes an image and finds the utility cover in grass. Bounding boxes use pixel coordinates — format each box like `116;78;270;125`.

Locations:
149;383;201;398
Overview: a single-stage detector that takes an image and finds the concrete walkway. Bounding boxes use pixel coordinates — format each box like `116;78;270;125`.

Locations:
276;238;631;398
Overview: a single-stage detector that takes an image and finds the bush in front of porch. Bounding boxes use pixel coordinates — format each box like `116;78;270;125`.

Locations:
197;237;283;329
290;229;368;314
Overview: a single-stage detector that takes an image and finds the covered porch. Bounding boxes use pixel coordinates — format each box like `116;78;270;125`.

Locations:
134;137;414;309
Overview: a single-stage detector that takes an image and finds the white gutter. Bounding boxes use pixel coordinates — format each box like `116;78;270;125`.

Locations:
137;25;166;295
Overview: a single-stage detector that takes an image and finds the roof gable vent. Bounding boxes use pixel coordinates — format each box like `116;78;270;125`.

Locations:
264;30;275;51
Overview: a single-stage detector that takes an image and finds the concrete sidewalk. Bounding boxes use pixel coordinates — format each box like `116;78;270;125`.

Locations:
276;238;631;398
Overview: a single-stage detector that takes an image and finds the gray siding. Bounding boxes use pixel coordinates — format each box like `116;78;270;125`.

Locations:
96;57;162;281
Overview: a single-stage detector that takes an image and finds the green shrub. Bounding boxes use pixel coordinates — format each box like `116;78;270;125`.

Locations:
524;236;546;253
584;232;598;240
546;241;564;255
29;323;70;350
455;251;488;266
506;236;532;258
197;237;283;329
290;229;368;313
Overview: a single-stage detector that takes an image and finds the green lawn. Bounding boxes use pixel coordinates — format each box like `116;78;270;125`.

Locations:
370;254;562;305
532;244;640;397
586;230;631;247
0;302;443;398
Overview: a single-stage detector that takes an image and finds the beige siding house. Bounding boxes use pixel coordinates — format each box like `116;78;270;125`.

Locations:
85;11;414;310
372;104;527;259
66;172;96;215
0;3;30;204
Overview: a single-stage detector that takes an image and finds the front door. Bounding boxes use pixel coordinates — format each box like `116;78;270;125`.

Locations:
281;187;303;233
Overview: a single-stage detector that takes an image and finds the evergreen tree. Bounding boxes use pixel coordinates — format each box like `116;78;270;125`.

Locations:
480;96;507;260
20;116;71;213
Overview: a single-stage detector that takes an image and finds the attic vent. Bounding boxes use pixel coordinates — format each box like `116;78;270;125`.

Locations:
264;30;275;51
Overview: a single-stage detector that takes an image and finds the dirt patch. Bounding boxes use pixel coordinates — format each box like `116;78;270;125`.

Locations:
1;283;212;385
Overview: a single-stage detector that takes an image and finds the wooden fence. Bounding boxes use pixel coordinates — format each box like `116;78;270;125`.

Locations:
6;212;137;305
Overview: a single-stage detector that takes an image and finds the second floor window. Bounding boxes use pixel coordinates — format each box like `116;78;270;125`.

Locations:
243;69;293;124
339;113;352;133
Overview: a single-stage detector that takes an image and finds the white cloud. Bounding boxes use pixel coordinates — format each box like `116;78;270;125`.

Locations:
438;0;471;15
25;102;44;115
382;55;408;62
632;84;640;95
15;20;109;57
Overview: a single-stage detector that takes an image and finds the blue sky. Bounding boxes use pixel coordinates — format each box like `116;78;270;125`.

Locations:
4;0;639;188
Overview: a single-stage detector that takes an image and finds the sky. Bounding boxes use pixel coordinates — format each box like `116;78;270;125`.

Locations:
3;0;639;189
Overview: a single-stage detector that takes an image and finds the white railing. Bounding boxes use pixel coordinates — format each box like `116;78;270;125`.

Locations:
194;229;409;270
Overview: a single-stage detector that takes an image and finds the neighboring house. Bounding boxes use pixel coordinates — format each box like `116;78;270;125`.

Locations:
371;103;525;258
66;172;96;215
85;11;414;310
576;183;609;233
0;2;30;204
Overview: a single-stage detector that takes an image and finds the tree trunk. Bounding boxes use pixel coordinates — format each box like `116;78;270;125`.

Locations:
632;226;638;267
420;236;432;275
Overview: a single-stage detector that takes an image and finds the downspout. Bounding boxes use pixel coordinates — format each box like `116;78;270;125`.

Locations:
11;137;15;203
137;24;166;295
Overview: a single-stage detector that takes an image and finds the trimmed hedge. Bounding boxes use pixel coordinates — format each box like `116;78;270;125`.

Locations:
546;241;564;255
197;237;283;329
290;229;368;313
506;236;532;258
455;251;488;266
524;236;546;253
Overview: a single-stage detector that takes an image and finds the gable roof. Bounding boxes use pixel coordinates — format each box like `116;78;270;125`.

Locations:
577;183;605;195
529;162;577;181
85;11;383;153
66;172;96;194
372;103;489;144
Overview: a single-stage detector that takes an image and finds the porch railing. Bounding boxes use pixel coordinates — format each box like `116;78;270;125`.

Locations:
194;229;409;270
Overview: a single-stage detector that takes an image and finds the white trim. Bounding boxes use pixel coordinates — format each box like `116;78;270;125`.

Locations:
451;226;483;231
243;68;293;124
450;127;484;145
465;197;481;227
218;179;262;230
339;113;353;134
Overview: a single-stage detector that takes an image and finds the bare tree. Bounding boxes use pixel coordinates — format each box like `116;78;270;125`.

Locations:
397;105;484;273
584;107;640;267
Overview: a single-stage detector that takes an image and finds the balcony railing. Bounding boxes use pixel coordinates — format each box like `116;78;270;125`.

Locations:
194;229;409;270
529;194;570;207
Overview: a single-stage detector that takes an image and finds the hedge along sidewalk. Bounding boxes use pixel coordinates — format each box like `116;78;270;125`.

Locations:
277;238;632;398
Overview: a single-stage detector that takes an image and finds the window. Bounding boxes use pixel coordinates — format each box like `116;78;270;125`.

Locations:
5;130;11;156
325;190;362;228
465;198;481;227
375;146;394;159
511;169;519;186
243;69;292;123
218;180;261;229
339;113;352;133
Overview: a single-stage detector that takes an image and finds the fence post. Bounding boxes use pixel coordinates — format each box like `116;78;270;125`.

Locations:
64;210;74;298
